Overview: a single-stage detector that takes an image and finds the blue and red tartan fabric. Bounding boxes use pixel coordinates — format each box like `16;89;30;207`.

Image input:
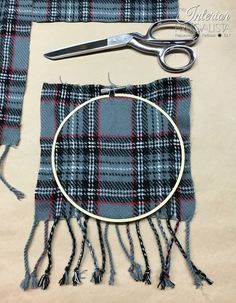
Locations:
0;0;213;292
0;1;213;291
35;77;195;222
33;0;179;22
0;0;32;145
0;0;179;147
20;78;213;291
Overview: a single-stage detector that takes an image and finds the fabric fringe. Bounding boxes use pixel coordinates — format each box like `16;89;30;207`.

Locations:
156;217;170;249
104;223;116;285
76;217;103;285
166;219;213;287
156;216;179;289
126;224;143;282
20;216;213;290
58;218;77;286
72;217;88;286
30;220;49;288
90;221;106;285
38;218;59;290
157;220;180;290
20;219;38;290
96;221;106;280
135;221;151;285
185;220;213;286
0;145;25;200
115;225;143;282
148;217;170;289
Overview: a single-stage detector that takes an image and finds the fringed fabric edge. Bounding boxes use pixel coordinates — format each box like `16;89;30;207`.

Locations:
20;214;213;290
0;146;25;200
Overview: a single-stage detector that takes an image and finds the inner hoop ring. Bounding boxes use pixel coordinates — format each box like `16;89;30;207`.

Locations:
51;93;185;223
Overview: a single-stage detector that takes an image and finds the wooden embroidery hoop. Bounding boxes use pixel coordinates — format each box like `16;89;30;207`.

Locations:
51;93;185;223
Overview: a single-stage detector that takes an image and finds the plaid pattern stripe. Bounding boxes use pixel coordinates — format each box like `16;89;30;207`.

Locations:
35;78;195;222
0;0;178;146
33;0;179;22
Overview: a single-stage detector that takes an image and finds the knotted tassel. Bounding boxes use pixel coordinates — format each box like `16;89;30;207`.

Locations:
38;218;59;290
128;263;143;282
90;221;106;285
156;216;175;289
91;267;103;284
72;217;88;286
59;270;69;286
0;145;25;200
185;220;213;286
142;269;151;285
72;269;87;286
158;220;180;290
58;218;76;286
115;225;143;282
108;269;115;286
135;221;151;285
30;220;49;289
158;271;175;289
38;271;50;290
166;219;213;287
20;273;31;291
30;272;38;289
104;223;116;285
148;217;168;289
20;220;38;290
77;217;103;285
126;224;143;281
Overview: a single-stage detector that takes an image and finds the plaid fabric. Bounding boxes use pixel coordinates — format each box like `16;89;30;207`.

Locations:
0;0;32;145
35;77;195;222
0;0;179;146
33;0;179;22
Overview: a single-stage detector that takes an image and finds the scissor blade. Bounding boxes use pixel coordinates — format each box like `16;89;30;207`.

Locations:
44;34;133;60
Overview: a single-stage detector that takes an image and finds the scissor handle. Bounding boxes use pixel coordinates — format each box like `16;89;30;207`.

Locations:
145;19;200;46
158;45;196;73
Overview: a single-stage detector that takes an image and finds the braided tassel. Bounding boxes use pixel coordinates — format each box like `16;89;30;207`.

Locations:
135;221;151;285
20;220;38;290
90;221;106;284
30;220;49;289
147;217;169;289
38;218;59;290
156;216;175;289
157;220;180;290
0;145;25;200
96;220;106;279
166;220;213;287
76;217;103;284
115;225;143;282
126;224;143;281
58;219;77;286
104;223;116;285
185;220;213;286
72;217;88;286
156;217;170;249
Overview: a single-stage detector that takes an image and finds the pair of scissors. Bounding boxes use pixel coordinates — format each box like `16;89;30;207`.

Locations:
44;19;200;73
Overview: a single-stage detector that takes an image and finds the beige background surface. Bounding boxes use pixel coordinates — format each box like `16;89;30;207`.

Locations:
0;1;236;302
